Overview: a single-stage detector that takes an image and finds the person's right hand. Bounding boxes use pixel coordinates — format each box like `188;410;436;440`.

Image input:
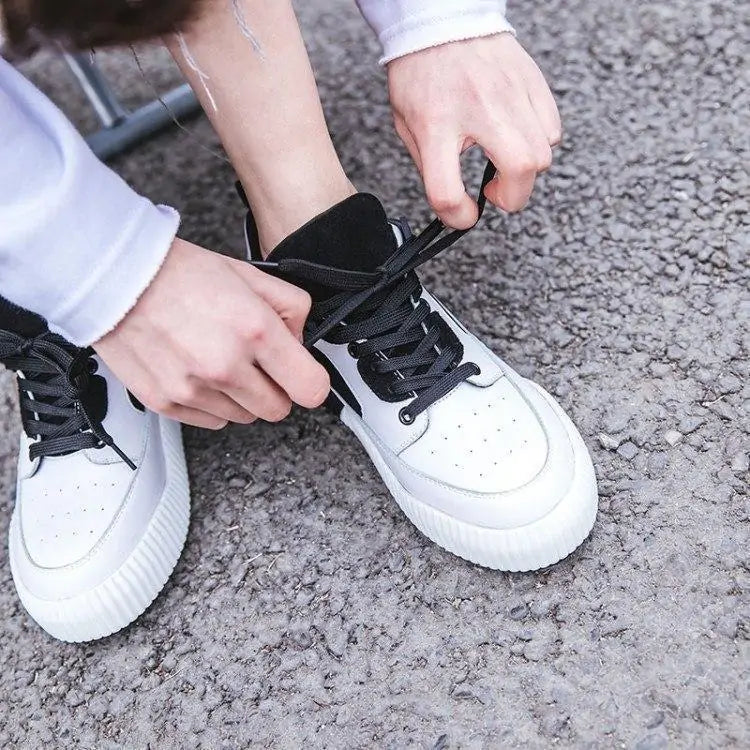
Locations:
94;237;330;429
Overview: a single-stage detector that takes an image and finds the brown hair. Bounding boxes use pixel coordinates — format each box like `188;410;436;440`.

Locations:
2;0;204;54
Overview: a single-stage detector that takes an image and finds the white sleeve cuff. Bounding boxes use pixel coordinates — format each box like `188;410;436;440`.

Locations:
46;202;179;346
357;1;515;65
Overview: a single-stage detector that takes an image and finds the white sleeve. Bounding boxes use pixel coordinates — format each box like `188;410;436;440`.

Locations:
0;57;179;346
355;0;515;64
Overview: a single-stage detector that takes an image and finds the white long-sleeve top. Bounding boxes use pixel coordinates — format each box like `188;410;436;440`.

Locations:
0;1;512;345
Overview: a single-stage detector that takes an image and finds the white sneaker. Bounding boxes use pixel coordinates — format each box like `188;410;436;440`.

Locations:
243;163;598;571
0;328;190;641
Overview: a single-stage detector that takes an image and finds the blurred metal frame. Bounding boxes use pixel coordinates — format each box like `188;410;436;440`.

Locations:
63;52;201;161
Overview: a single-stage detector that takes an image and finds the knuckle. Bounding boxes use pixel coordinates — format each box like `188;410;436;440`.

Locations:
294;289;312;316
503;197;527;214
149;394;175;415
245;320;267;346
174;378;199;405
201;359;234;386
510;154;537;176
428;190;461;214
537;146;553;170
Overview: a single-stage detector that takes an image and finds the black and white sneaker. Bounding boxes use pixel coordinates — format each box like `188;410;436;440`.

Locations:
241;163;598;571
0;316;190;641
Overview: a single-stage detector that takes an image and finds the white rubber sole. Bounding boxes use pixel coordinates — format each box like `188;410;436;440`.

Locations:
8;417;190;643
340;386;598;572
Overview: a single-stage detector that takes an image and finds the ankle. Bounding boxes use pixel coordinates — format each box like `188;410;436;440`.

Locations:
239;170;356;255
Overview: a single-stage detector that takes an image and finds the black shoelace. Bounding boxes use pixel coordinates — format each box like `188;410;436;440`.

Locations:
254;160;497;423
0;331;135;468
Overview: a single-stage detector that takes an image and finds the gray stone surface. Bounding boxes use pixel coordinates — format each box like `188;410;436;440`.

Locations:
1;0;748;747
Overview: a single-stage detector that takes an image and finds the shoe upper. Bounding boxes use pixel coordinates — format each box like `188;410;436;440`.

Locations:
0;330;167;598
243;165;585;527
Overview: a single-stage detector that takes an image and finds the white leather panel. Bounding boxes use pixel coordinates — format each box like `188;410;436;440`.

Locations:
358;373;578;529
14;413;167;597
399;374;549;493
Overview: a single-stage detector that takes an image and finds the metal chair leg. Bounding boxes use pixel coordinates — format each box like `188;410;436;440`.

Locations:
63;52;201;161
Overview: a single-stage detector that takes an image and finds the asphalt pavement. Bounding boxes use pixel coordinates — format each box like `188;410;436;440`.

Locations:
0;0;747;747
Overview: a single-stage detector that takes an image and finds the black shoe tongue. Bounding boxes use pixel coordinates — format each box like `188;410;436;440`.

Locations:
266;193;396;299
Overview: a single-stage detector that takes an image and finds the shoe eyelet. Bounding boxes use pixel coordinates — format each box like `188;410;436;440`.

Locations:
347;342;359;358
87;359;99;374
399;408;415;425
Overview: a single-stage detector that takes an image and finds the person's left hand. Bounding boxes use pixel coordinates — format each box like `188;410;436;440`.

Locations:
387;33;561;229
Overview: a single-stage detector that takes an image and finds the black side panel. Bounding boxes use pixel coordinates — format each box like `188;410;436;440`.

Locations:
322;391;344;416
311;348;362;416
0;296;47;337
127;391;146;412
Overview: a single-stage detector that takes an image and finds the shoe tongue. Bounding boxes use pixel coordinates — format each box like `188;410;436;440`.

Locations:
266;194;396;297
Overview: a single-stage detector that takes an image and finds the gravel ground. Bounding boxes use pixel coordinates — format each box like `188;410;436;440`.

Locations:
1;0;748;747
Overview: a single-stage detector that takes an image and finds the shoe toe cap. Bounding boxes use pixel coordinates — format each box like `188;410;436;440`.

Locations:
18;455;136;569
400;376;552;494
395;374;593;529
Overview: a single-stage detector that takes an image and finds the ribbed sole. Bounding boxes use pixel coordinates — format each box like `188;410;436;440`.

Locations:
340;389;598;572
8;417;190;643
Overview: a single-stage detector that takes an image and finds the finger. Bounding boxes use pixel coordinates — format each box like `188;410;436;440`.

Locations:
523;67;562;145
505;90;554;172
394;117;423;172
224;365;294;422
252;312;330;408
236;262;312;341
119;371;226;430
163;404;228;430
419;134;478;229
187;385;257;424
482;120;551;212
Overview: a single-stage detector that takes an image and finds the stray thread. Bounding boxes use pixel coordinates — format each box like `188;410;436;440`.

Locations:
231;0;264;57
176;32;218;112
130;46;230;165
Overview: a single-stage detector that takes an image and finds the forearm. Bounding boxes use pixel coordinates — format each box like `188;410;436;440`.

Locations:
0;57;178;345
355;0;514;64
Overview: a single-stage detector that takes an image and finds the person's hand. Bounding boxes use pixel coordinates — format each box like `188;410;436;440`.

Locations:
387;33;561;228
94;238;330;429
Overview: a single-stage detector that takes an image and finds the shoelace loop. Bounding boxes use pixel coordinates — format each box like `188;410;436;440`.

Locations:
0;331;136;469
253;160;497;421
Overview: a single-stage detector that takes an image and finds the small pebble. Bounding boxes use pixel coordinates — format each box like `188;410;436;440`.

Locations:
598;432;621;450
617;441;639;460
664;430;683;447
